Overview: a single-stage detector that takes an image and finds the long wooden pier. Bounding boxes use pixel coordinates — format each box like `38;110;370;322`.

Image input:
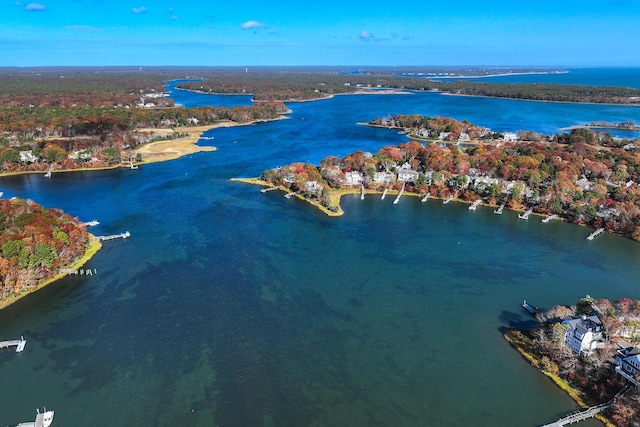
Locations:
260;186;281;193
0;336;26;352
542;214;558;223
586;228;605;240
381;187;389;200
94;231;130;241
541;402;609;427
393;183;405;205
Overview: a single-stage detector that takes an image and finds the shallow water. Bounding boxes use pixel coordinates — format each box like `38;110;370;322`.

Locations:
1;70;638;426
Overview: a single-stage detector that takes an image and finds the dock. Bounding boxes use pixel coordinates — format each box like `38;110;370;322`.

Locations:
421;192;430;203
586;228;605;240
94;231;130;241
494;202;505;214
360;184;365;200
15;407;54;427
284;191;298;199
260;186;281;193
443;195;454;204
542;214;558;223
522;300;538;315
0;336;27;352
468;200;482;210
393;183;405;205
381;187;388;200
518;207;533;220
540;403;609;427
60;268;97;276
82;220;100;227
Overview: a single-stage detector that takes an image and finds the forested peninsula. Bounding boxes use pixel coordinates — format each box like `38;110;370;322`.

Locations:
0;198;99;309
255;114;640;242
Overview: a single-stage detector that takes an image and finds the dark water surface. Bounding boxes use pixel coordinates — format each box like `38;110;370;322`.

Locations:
1;70;639;426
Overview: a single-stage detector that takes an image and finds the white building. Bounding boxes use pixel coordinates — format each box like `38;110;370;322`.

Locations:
19;150;39;163
373;171;394;184
344;171;364;186
503;132;518;142
561;315;604;355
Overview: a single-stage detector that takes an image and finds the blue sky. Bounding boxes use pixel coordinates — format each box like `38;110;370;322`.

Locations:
2;0;639;67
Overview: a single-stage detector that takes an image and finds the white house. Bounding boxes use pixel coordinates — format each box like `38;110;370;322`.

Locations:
615;347;640;387
305;181;324;195
344;171;364;186
397;169;419;183
373;171;394;184
561;315;604;355
19;150;39;163
503;132;518;142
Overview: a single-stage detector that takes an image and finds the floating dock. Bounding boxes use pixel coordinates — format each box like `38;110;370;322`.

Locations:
0;336;27;353
586;228;605;240
421;192;430;203
522;300;537;315
518;207;533;220
15;408;54;427
542;214;558;223
494;202;505;214
468;200;481;210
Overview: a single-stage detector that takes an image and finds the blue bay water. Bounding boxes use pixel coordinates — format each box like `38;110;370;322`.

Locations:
1;70;640;426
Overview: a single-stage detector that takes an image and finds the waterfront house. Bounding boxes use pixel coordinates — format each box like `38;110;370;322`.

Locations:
503;132;518;142
561;315;604;355
344;171;364;186
373;171;394;184
19;150;39;163
615;347;640;387
397;169;419;183
305;181;324;195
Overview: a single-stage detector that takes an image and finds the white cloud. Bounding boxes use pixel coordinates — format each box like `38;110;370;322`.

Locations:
241;20;265;30
25;3;46;11
359;30;373;41
132;6;148;14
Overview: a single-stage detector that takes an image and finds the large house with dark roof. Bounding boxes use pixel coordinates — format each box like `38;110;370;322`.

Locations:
561;315;604;355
